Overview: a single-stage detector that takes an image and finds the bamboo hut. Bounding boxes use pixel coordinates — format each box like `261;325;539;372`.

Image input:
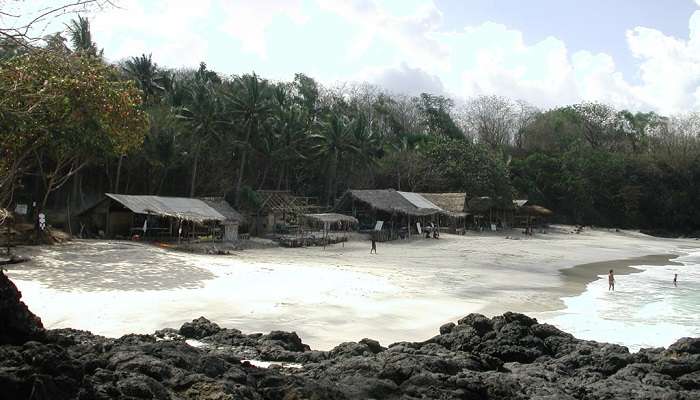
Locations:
335;189;445;241
418;193;469;234
77;194;243;242
517;204;554;233
253;190;320;236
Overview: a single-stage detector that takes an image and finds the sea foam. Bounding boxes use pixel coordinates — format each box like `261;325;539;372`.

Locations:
542;251;700;351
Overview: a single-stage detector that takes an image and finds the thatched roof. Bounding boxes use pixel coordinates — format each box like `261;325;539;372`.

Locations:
337;189;418;214
466;197;494;213
419;193;467;214
303;213;358;225
104;193;226;223
520;204;553;216
200;197;244;223
336;190;466;218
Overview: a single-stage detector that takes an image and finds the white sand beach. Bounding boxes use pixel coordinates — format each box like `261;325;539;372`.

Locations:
5;225;700;350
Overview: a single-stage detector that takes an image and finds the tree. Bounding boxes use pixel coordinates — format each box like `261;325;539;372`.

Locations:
421;137;513;202
0;50;148;208
121;54;166;105
66;15;102;57
313;113;360;205
513;100;539;150
0;1;114;49
463;95;516;150
415;93;463;139
175;63;225;197
227;73;273;205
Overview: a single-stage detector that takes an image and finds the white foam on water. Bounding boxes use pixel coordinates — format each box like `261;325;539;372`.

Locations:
541;252;700;351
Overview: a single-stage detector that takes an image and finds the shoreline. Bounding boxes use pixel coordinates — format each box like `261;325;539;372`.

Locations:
5;227;700;350
557;253;682;298
439;253;686;320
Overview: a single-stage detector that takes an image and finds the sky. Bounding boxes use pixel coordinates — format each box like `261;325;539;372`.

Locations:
7;0;700;113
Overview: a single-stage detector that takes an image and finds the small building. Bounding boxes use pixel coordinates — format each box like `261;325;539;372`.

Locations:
418;193;469;234
77;193;243;241
252;190;320;236
200;197;245;241
335;189;448;241
515;201;553;231
466;197;553;231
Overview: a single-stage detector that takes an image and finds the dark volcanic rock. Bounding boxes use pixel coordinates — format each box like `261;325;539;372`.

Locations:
0;271;45;345
0;273;699;400
178;316;221;339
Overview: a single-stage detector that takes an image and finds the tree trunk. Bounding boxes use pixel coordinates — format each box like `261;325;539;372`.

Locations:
190;146;200;197
258;163;269;190
157;169;168;195
114;155;124;193
276;164;285;190
326;150;338;206
234;124;252;205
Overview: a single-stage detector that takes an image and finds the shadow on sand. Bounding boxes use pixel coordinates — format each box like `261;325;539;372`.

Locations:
6;241;215;291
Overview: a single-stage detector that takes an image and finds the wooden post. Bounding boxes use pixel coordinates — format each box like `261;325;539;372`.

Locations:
408;215;411;240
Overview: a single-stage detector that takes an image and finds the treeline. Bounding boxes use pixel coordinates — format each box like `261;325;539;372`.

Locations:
2;17;700;233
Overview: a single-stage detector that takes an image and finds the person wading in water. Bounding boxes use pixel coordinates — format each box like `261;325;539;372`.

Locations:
608;269;615;291
370;236;377;254
674;273;678;287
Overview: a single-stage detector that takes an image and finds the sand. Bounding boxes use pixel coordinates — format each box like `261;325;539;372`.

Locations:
4;225;700;350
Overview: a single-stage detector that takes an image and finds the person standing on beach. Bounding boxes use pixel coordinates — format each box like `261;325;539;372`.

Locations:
370;237;377;254
674;274;678;287
608;269;615;291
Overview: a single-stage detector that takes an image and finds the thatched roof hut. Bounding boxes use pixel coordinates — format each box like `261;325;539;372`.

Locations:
419;193;468;217
337;189;415;214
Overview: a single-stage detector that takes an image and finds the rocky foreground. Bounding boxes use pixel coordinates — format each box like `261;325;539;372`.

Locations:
1;272;699;399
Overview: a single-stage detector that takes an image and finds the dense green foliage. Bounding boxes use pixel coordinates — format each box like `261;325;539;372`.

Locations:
2;17;700;233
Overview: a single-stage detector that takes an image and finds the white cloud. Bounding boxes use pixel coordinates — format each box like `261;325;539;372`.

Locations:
358;62;445;96
624;12;700;113
89;0;212;67
20;0;700;113
218;0;307;60
317;0;449;71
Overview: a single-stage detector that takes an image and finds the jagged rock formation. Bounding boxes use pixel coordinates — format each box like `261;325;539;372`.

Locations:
0;273;698;399
0;271;45;345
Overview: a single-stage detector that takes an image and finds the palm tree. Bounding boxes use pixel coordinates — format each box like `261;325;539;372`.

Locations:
272;106;311;190
122;54;166;105
313;113;360;205
66;16;101;57
176;67;224;196
226;73;273;205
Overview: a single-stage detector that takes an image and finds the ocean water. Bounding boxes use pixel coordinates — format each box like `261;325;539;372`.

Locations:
541;251;700;352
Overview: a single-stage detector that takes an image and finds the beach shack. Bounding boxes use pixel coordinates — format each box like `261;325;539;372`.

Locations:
467;197;553;231
514;201;554;232
252;190;320;236
418;193;469;234
200;197;245;241
335;189;448;241
77;194;243;241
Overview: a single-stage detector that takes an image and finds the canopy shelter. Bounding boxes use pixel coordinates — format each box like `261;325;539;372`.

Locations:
77;194;242;241
293;213;359;248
